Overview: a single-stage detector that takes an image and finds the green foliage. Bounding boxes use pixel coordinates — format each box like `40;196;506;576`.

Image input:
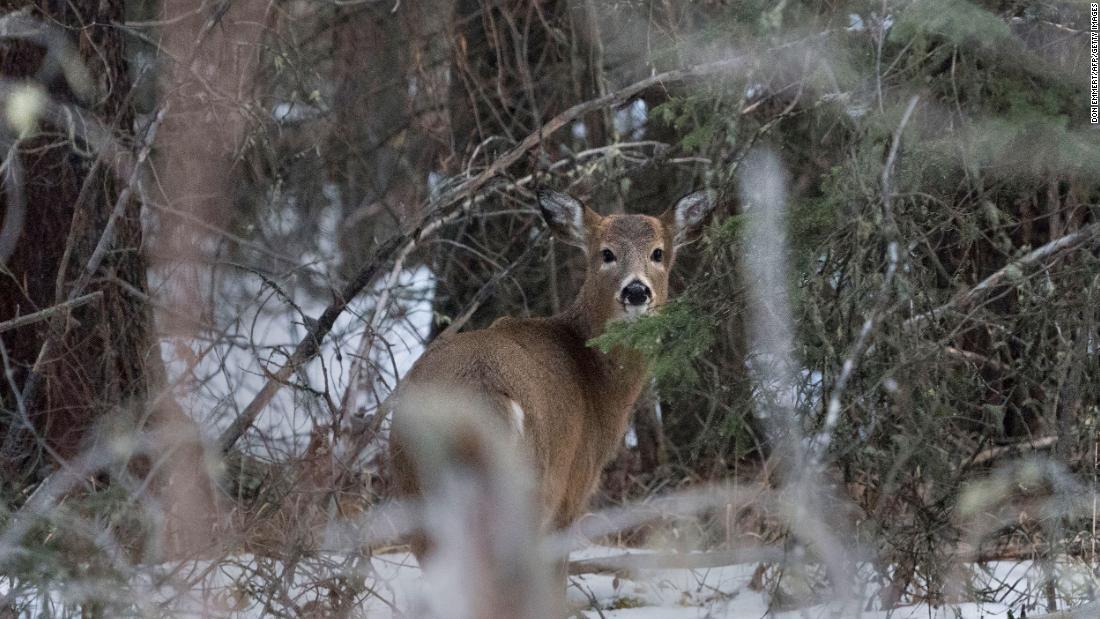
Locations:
0;483;148;613
702;212;748;256
891;0;1013;50
649;90;748;155
588;299;717;389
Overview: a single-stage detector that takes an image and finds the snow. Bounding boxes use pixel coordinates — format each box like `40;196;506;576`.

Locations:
271;101;326;123
352;549;1076;618
157;257;434;455
14;540;1027;618
9;544;1084;617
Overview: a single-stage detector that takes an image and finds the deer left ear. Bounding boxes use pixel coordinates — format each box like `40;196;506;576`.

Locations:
662;190;717;247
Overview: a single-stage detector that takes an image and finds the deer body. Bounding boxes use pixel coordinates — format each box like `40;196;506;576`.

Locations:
389;189;716;560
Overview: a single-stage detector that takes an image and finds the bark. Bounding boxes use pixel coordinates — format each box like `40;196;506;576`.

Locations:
0;0;153;485
147;0;268;557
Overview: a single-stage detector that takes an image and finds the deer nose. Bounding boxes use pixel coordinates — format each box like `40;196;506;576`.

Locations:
620;280;651;306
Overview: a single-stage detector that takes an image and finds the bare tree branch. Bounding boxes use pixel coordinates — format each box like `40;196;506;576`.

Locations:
820;95;918;443
0;292;101;334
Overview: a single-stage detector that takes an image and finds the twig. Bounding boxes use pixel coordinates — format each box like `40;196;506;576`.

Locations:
0;292;101;334
942;346;1012;373
0;78;131;175
68;107;164;299
439;229;546;337
214;36;835;453
0;135;24;265
216;231;406;454
1;106;165;468
820;95;918;442
336;222;425;421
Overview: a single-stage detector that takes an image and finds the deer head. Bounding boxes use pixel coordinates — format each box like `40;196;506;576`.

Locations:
537;189;717;327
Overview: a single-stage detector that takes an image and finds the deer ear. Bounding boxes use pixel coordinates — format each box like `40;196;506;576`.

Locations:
663;190;717;247
537;189;595;249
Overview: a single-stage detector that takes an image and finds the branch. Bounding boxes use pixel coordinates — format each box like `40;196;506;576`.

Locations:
214;35;835;453
942;346;1012;373
2;107;165;469
567;546;785;576
819;95;918;442
0;292;101;334
904;222;1100;331
0;137;24;265
965;436;1058;468
439;229;546;338
215;232;405;454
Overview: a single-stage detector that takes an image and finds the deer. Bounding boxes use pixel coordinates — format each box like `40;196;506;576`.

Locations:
387;188;716;612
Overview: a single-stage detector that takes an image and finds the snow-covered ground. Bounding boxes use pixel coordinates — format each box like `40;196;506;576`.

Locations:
134;199;1097;619
4;542;1092;618
155;230;435;457
338;547;1078;618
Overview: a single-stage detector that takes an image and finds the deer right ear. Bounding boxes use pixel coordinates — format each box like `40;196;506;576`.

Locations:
537;189;594;249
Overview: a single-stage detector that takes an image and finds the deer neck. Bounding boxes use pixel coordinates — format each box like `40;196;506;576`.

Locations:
557;278;649;413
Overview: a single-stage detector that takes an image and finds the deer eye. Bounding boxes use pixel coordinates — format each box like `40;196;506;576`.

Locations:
651;248;664;263
601;248;616;263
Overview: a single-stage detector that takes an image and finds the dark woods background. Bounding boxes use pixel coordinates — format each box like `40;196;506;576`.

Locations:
0;0;1098;614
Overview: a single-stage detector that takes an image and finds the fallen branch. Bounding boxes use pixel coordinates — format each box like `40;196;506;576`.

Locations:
215;33;835;453
0;292;101;334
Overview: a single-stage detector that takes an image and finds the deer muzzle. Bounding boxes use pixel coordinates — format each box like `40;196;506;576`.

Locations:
620;280;652;307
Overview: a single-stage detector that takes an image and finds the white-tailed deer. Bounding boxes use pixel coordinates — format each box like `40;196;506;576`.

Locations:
388;188;716;575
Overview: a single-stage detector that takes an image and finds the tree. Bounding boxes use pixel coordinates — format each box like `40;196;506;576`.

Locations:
0;0;152;487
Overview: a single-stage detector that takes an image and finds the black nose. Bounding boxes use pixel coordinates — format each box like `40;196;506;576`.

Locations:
621;280;651;306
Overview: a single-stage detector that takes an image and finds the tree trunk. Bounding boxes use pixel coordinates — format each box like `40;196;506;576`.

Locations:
0;0;154;488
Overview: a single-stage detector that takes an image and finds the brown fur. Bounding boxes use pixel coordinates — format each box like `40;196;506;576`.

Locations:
388;192;712;563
